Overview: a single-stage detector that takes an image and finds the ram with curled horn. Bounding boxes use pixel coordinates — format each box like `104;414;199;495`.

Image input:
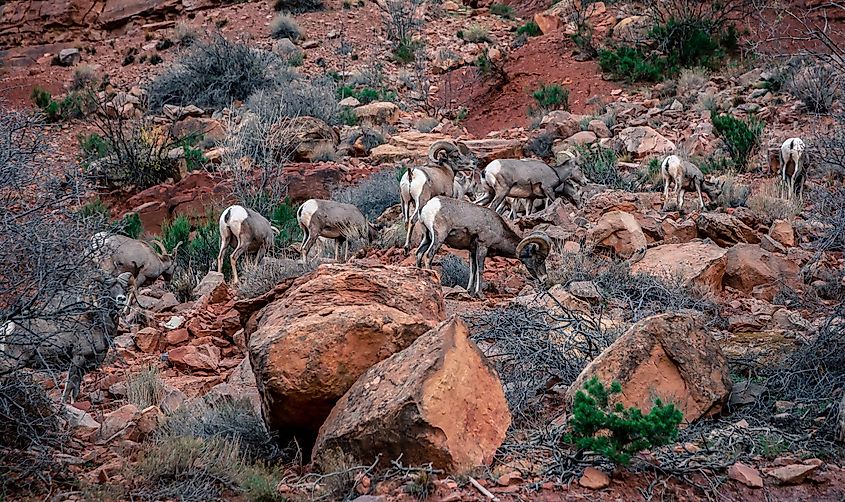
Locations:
415;196;551;298
89;232;182;308
399;139;478;253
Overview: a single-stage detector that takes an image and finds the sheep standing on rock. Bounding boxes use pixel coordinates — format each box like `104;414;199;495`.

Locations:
415;196;551;298
217;205;279;284
660;155;723;211
297;199;377;263
779;137;807;202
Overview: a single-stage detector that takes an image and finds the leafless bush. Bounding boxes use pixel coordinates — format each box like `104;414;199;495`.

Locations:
0;104;112;497
747;178;799;223
677;67;708;96
549;251;720;325
0;373;73;497
332;168;401;221
237;257;314;299
218;109;300;215
270;14;302;41
147;33;285;111
813;114;845;182
464;296;611;425
377;0;424;45
715;173;750;208
807;185;845;252
71;65;101;92
85;103;181;190
790;64;840;113
246;75;339;125
438;254;470;288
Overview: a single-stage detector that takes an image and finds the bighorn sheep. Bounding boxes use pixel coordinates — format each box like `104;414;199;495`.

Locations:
474;157;587;216
401;140;477;251
297;199;377;263
91;232;181;309
217;205;280;284
660;155;723;211
780;137;807;201
415;196;551;298
0;272;132;403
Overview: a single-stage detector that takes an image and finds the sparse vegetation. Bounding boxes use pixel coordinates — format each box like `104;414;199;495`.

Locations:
489;3;513;18
531;83;569;114
147;34;284;112
462;24;491;43
332;168;401;221
126;366;166;409
565;376;683;465
237;258;314;298
269;14;302;40
274;0;323;13
790;64;840;113
575;145;629;189
710;110;764;170
517;20;541;37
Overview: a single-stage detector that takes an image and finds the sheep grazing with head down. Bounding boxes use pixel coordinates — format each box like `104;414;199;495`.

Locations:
400;140;477;252
297;198;377;263
415;196;551;298
660;155;723;211
90;232;181;309
780;137;808;202
217;205;279;284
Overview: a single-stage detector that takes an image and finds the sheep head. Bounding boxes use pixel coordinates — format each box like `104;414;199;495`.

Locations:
96;271;133;312
428;140;477;172
152;240;182;282
516;231;551;284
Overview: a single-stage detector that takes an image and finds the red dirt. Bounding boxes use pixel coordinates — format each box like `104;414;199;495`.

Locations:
449;34;619;137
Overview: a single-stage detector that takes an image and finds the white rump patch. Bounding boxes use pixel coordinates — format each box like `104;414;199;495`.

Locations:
297;200;319;228
420;197;442;230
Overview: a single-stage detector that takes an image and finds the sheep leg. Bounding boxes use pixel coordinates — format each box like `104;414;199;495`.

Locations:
403;212;418;253
62;356;85;404
217;228;231;274
230;242;249;284
467;246;477;294
423;230;442;269
415;228;432;268
489;191;509;215
300;232;319;264
473;245;488;298
676;187;686;210
696;180;706;210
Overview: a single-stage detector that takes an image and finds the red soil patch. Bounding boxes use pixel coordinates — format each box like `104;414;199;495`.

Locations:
447;34;619;138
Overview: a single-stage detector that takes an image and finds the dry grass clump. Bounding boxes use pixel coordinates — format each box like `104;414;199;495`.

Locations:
747;178;800;222
237;257;314;299
126;365;166;409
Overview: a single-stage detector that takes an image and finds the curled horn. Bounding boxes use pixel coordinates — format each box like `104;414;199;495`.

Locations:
151;240;168;256
116;272;134;289
427;140;458;164
171;241;183;259
516;231;552;259
456;141;472;157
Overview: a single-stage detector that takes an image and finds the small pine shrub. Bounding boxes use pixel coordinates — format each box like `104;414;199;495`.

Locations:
182;143;207;172
565;376;683;465
286;51;304;67
79;132;109;160
78;198;111;221
489;3;513;18
270;199;302;247
531;83;569;112
270;14;301;41
517;20;541;37
160;215;191;253
463;24;491;43
576;145;630;189
185;216;222;273
339;107;359;126
710;110;764;170
114;212;144;239
598;46;665;83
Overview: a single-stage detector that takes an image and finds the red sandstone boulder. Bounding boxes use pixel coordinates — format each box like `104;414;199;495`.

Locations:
696;212;760;247
631;240;728;296
723;244;801;298
312;317;510;472
565;313;731;422
248;263;444;447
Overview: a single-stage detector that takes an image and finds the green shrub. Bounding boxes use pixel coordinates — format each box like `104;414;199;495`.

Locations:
576;145;630;189
160;215;191;253
182;143;207;172
462;24;491;43
517;20;541;37
565;376;683;465
339;107;358;126
710;110;763;170
78;132;109;160
489;3;513;18
598;46;665;83
78;198;111;221
270;14;301;40
337;85;395;104
185;217;221;272
114;212;144;239
392;38;421;64
286;51;304;67
531;83;569;112
270;199;301;248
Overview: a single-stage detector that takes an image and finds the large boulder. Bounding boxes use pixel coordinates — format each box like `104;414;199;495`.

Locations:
586;210;647;259
631;240;728;296
99;0;180;27
566;313;731;422
696;212;760;247
249;264;444;447
313;317;510;472
616;126;676;157
354;101;399;125
272;116;339;162
723;244;801;298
